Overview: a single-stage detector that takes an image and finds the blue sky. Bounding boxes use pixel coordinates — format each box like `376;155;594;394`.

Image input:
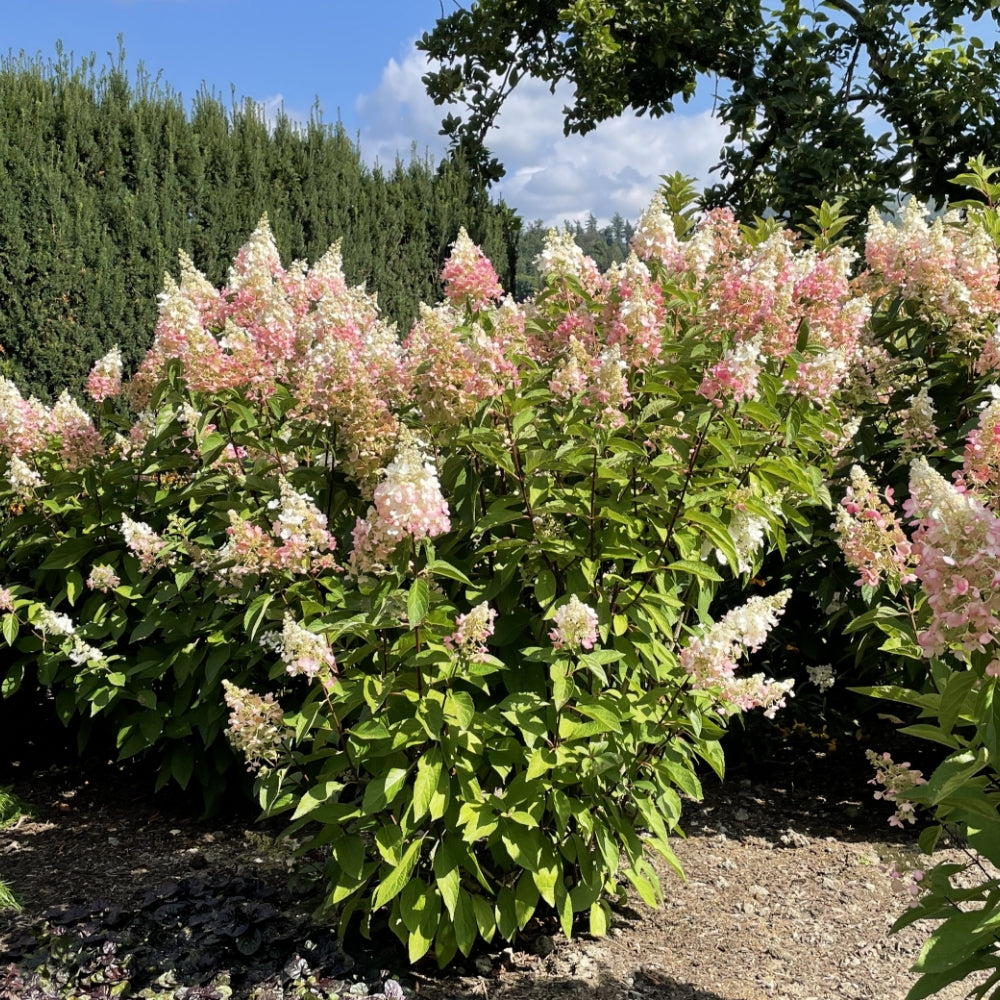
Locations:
5;0;724;227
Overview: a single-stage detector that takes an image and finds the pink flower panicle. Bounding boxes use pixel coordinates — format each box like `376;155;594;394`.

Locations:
905;457;1000;659
604;255;666;368
834;465;915;589
686;219;867;402
548;340;632;428
958;387;1000;503
85;346;124;403
36;608;75;637
440;228;504;311
222;679;287;772
0;378;49;458
549;596;600;652
402;303;518;426
701;490;783;575
374;439;450;539
866;749;927;827
130;218;409;483
349;438;451;575
121;515;170;573
49;392;103;470
216;481;337;582
888;865;925;907
865;200;1000;349
268;477;338;573
444;601;497;662
0;587;14;612
698;338;763;405
216;512;276;581
5;455;44;495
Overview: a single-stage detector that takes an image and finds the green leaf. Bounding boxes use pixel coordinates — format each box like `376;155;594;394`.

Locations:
534;569;557;607
444;690;475;729
453;891;478;957
407;578;430;626
496;886;517;942
918;825;942;855
136;689;157;710
571;700;623;734
372;837;423;911
897;724;961;750
921;749;989;807
411;746;441;820
362;766;410;814
169;745;194;790
40;536;94;570
402;880;440;963
433;839;462;919
472;894;496;942
332;835;368;880
291;780;345;821
2;663;24;697
555;879;573;938
912;906;1000;975
500;818;546;873
550;662;573;711
244;593;275;641
427;559;473;585
665;558;723;583
433;920;458;968
624;866;660;909
532;864;559;907
938;669;978;734
2;614;18;646
589;901;609;937
375;824;405;865
980;679;1000;764
514;871;539;930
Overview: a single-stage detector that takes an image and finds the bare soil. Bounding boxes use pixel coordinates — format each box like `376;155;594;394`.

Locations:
0;733;989;1000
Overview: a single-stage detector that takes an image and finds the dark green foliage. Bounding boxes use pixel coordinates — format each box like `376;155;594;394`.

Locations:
0;47;517;400
0;872;395;999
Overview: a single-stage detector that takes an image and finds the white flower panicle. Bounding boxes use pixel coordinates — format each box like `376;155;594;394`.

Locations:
549;595;600;652
261;613;337;680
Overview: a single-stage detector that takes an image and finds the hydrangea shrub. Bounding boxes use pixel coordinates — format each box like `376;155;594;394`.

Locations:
2;189;864;960
832;161;1000;999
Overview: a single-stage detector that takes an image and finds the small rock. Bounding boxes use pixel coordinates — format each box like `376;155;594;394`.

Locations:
780;828;810;848
473;955;492;976
532;934;556;957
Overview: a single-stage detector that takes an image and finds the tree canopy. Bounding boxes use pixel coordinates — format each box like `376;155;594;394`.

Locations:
419;1;1000;223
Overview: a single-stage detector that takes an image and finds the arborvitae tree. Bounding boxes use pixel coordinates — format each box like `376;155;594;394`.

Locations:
0;48;518;400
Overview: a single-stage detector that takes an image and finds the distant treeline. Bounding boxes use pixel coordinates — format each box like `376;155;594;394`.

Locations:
515;214;636;299
0;48;519;400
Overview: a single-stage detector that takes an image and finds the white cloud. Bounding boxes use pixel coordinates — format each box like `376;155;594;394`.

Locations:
255;94;312;133
355;44;727;227
354;52;450;168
